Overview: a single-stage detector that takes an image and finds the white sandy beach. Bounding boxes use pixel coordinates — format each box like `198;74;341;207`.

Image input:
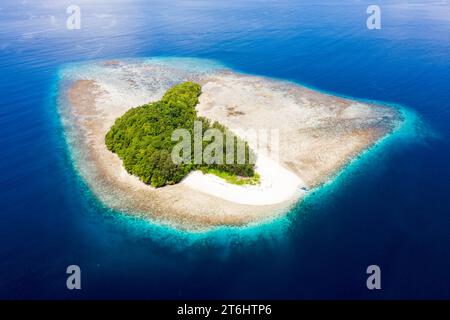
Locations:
182;155;306;206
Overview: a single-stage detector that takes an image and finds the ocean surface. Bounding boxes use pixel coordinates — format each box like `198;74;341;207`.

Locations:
1;0;450;299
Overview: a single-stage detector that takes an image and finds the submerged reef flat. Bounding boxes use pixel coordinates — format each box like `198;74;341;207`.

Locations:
58;58;402;231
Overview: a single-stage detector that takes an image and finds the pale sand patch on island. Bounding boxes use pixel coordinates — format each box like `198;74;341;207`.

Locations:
182;155;304;206
59;59;401;231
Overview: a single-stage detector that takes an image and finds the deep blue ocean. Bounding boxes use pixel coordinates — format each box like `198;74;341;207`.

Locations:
1;0;450;299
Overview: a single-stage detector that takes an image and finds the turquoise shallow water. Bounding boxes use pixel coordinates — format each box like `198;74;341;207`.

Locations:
1;0;450;299
58;56;422;238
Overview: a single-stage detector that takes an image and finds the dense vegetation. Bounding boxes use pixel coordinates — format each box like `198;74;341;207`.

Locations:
105;82;256;187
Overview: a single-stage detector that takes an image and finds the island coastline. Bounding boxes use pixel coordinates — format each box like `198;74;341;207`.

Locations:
58;58;403;231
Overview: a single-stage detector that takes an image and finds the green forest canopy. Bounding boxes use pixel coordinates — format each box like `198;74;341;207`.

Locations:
105;82;256;187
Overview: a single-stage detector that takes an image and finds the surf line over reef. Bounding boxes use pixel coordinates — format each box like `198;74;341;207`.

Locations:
58;57;405;231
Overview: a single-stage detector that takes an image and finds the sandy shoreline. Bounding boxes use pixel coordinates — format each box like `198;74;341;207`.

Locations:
59;59;401;231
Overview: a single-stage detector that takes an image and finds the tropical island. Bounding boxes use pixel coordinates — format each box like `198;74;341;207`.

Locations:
59;58;402;231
